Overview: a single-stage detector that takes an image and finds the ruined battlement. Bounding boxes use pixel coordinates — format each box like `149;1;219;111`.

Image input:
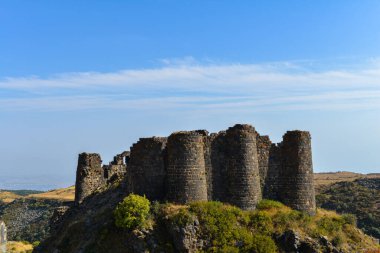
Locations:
75;152;128;204
74;124;316;214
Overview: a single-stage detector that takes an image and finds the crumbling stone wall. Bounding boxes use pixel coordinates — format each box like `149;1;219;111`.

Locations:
225;124;262;210
74;124;316;214
279;131;316;215
103;151;129;183
75;153;105;204
166;131;208;204
127;137;167;200
75;151;128;205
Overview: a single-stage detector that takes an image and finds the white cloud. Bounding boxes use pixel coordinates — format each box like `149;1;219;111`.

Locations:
1;60;380;112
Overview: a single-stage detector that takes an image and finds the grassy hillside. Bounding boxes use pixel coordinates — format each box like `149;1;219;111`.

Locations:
316;178;380;240
0;191;22;204
0;186;74;204
47;197;379;253
314;172;380;193
27;186;75;201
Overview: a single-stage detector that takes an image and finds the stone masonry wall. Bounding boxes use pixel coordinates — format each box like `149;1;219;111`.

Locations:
262;144;282;200
75;153;105;204
279;131;316;215
256;134;272;191
127;137;167;201
209;132;228;202
225;124;262;210
74;124;316;214
166;131;208;204
103;151;129;183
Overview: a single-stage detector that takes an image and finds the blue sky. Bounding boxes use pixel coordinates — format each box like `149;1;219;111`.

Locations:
1;1;380;190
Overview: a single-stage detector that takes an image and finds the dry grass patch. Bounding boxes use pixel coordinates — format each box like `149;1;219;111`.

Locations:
6;241;33;253
27;186;75;201
0;191;22;203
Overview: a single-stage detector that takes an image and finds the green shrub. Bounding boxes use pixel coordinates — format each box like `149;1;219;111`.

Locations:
243;234;277;253
32;241;41;247
188;202;249;249
256;199;284;210
316;216;345;234
331;233;344;247
172;208;193;227
272;209;311;232
113;194;150;230
249;211;273;235
341;213;357;225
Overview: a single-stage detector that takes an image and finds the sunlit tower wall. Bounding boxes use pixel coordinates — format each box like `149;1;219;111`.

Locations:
166;131;208;204
279;131;316;215
225;124;262;210
75;153;105;204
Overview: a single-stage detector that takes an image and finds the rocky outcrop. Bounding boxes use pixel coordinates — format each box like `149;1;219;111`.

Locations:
0;198;70;242
0;221;6;244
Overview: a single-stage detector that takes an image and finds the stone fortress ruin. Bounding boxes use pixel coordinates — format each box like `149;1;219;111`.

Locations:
75;124;316;215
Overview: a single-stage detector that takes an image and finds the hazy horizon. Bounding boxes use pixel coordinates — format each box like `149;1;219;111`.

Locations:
1;1;379;190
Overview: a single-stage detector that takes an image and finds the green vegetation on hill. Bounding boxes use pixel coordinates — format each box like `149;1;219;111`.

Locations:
87;197;379;253
316;178;380;240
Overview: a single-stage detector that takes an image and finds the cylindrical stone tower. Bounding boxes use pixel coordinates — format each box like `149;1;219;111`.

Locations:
225;124;262;210
166;131;208;204
279;131;316;215
127;137;167;201
75;153;105;204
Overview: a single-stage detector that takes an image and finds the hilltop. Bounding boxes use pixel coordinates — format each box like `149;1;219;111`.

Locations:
1;172;379;244
316;178;380;240
314;171;380;193
35;190;379;253
0;186;74;203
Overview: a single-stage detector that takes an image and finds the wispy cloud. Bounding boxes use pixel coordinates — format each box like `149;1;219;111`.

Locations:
1;59;380;112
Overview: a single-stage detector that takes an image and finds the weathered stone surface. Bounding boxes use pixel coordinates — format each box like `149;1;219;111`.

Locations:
279;131;316;214
75;152;128;205
73;124;316;214
263;143;282;200
209;131;228;201
225;124;261;210
256;134;272;190
127;137;167;200
75;153;105;204
166;216;202;253
166;131;208;203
